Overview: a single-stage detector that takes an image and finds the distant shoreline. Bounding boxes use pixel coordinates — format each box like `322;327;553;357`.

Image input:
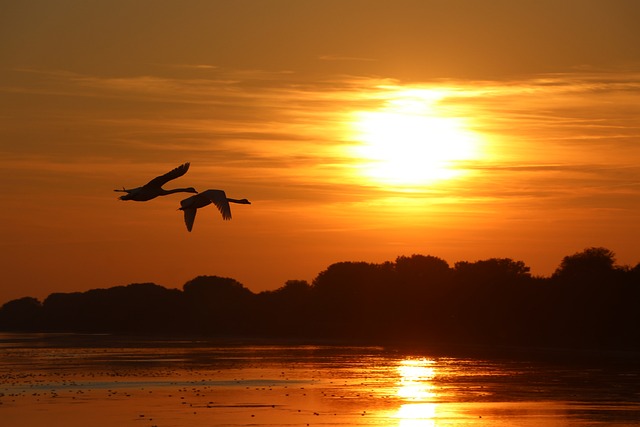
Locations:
1;332;639;367
2;249;639;354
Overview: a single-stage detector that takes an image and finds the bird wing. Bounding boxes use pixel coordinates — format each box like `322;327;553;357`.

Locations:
183;208;197;232
145;162;190;188
180;193;199;209
202;189;232;220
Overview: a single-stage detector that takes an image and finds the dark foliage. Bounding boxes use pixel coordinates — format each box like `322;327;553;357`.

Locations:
1;247;638;350
0;297;42;331
182;276;255;335
41;283;185;334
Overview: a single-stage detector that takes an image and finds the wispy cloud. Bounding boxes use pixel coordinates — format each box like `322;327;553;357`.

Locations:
3;67;640;208
318;54;377;62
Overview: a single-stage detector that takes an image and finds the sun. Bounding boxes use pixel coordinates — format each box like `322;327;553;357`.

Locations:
348;88;482;188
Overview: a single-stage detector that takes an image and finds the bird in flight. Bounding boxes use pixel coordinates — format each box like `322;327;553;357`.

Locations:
179;189;251;232
115;162;198;201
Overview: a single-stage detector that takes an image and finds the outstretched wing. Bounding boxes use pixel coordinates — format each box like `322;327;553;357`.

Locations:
145;162;190;188
180;193;200;209
202;189;232;220
183;208;197;232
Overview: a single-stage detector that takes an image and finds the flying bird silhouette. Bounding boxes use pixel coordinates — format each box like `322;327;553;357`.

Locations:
179;189;251;232
114;162;197;201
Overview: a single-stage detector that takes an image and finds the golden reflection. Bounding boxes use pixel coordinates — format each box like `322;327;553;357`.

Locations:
347;87;484;188
396;403;438;427
395;358;439;426
397;358;436;400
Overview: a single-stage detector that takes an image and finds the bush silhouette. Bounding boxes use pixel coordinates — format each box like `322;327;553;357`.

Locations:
1;248;638;350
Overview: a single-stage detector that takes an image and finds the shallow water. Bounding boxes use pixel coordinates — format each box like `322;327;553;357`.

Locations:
1;334;639;426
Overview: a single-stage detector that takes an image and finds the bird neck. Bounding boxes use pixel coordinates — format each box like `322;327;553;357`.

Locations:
227;198;249;204
165;188;193;194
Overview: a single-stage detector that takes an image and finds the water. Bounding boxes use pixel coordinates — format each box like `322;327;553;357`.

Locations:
1;334;639;426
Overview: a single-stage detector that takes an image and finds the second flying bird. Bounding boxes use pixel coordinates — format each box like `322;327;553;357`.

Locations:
179;189;251;232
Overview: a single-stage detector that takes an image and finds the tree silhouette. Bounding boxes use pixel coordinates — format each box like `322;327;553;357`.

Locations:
553;247;617;285
182;276;255;335
388;255;452;341
255;280;312;337
311;261;395;340
549;247;639;347
42;283;184;334
0;297;42;331
446;258;534;344
0;248;638;351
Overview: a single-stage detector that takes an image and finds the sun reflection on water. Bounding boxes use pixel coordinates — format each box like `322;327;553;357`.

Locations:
395;358;439;426
396;403;438;427
397;358;436;400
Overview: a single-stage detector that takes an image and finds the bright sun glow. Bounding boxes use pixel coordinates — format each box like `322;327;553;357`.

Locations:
349;88;483;188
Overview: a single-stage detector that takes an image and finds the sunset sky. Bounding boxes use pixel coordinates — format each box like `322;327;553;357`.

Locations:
2;0;640;304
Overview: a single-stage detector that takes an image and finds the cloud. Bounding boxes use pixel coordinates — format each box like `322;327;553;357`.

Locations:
3;67;640;211
163;63;220;70
317;55;377;62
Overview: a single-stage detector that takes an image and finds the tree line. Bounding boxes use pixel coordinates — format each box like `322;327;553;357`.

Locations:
1;247;639;351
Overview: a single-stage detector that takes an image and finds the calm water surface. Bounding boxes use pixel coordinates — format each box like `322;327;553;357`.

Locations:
1;334;639;426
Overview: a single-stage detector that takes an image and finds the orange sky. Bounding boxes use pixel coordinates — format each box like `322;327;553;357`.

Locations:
2;1;640;304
